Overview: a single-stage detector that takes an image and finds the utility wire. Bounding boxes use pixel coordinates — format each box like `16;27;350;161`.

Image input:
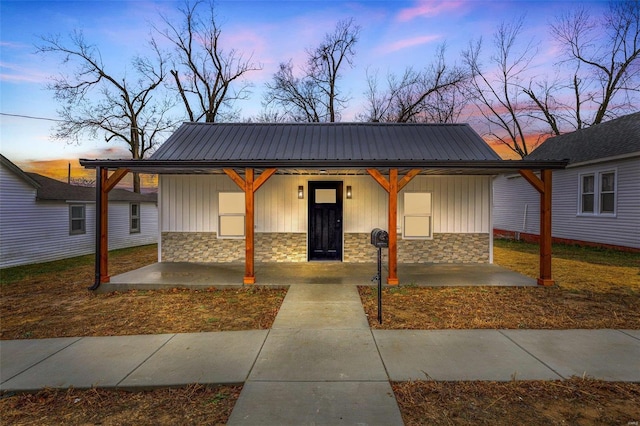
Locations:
0;112;63;122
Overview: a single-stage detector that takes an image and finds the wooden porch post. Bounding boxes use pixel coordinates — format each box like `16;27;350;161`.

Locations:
89;167;129;290
224;168;277;285
519;169;555;286
244;168;255;284
388;169;399;284
367;168;421;286
539;169;553;286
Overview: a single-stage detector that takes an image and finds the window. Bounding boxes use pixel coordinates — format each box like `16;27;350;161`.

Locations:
130;203;140;233
600;172;615;214
69;204;86;235
403;192;433;239
218;192;245;238
579;170;616;216
580;174;594;213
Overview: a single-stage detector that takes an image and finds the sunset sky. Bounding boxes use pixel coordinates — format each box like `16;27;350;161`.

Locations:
0;0;609;182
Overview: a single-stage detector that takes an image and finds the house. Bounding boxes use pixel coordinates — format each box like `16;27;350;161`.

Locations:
79;122;567;288
0;154;158;269
494;112;640;251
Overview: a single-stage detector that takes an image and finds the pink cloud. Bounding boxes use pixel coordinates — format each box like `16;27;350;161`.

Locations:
397;0;465;22
0;61;50;84
378;34;442;54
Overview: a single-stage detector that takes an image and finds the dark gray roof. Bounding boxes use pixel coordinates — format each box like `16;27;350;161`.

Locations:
151;122;502;162
526;112;640;164
80;122;569;174
26;173;157;203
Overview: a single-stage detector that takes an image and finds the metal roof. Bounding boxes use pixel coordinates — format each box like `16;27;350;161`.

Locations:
526;112;640;164
80;122;569;174
150;122;502;162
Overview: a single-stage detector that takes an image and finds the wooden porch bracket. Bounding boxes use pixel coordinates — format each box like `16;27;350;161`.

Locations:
367;168;421;285
519;169;555;286
90;167;129;290
224;168;277;284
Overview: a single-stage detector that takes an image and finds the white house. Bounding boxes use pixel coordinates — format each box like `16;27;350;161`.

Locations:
0;154;158;269
81;123;567;288
493;112;640;251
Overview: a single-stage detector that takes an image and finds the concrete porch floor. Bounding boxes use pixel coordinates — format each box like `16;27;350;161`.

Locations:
99;262;536;292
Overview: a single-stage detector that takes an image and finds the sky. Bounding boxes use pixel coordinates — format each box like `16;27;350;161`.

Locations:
0;0;609;181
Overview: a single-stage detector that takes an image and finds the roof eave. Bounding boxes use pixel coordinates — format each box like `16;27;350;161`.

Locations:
80;158;569;172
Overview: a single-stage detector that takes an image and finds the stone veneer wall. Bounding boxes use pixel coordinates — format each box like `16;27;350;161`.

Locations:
162;231;489;264
161;232;307;263
343;232;489;263
162;232;244;262
255;233;307;262
398;233;490;263
344;233;388;263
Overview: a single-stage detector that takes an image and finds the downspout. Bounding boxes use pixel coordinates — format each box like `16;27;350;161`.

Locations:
89;166;103;290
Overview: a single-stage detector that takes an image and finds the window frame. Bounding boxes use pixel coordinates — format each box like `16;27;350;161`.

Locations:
130;202;141;234
402;191;433;240
577;169;617;217
599;171;616;215
69;204;86;235
218;192;246;239
579;173;595;214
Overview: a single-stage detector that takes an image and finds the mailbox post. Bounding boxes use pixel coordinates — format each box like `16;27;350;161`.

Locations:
370;228;389;324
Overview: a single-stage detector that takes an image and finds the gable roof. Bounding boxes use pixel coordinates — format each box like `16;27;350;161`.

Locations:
80;122;568;174
0;154;41;188
150;122;502;162
25;173;156;203
526;112;640;164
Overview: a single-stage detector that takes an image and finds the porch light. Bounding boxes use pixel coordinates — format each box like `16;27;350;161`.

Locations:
346;185;352;199
298;185;304;199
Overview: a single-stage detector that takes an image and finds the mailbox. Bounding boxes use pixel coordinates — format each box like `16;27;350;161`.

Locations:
370;228;389;248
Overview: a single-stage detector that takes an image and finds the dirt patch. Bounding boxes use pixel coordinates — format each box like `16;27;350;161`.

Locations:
393;378;640;425
359;285;640;329
359;240;640;329
0;384;240;425
1;245;286;340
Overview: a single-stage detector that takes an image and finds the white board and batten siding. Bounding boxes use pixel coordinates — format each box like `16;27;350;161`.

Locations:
159;174;492;235
493;156;640;249
0;164;158;268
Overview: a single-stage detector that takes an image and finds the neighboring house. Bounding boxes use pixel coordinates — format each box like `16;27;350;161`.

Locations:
0;154;158;268
81;122;566;286
494;112;640;251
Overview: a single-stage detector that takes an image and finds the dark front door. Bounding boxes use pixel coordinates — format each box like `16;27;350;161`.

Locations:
308;181;343;261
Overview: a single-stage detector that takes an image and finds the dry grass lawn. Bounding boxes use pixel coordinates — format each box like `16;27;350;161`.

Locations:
359;239;640;329
0;245;286;340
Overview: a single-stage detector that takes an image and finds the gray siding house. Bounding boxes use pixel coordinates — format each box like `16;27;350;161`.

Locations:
494;112;640;251
0;155;158;268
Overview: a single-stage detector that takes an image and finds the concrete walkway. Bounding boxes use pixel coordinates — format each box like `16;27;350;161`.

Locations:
1;284;639;425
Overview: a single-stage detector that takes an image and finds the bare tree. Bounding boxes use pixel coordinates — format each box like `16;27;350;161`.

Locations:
360;44;468;123
526;0;640;130
462;17;540;158
38;31;174;192
157;0;262;122
263;18;360;122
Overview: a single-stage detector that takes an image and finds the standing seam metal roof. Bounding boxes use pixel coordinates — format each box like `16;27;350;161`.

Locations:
149;122;503;162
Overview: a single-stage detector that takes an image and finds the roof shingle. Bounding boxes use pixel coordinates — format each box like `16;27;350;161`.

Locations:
526;112;640;164
26;173;156;203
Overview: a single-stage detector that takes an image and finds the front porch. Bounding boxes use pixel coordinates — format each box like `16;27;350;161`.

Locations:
97;262;536;293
